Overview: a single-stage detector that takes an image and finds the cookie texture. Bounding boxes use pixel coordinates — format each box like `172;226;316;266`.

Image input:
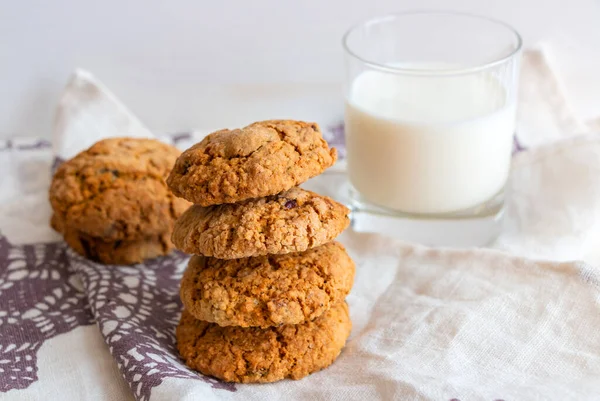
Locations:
176;302;351;383
180;242;354;327
49;137;190;241
167;120;337;206
172;187;350;259
61;221;174;265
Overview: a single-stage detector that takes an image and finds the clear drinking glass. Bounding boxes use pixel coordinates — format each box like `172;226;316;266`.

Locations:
343;11;522;246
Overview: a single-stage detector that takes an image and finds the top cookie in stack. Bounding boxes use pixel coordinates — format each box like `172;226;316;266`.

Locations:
168;120;355;383
167;120;337;206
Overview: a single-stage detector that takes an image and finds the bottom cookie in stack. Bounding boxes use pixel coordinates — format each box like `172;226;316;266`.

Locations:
176;302;351;383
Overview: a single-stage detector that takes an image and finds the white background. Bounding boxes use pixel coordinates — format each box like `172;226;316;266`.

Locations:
1;0;600;139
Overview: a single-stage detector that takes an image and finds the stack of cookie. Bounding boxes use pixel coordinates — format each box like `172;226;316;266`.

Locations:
49;138;191;265
167;120;355;383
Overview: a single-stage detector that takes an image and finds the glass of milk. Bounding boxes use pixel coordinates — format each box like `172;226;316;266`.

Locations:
343;11;522;246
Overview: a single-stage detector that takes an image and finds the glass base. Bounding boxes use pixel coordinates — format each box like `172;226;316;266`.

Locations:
349;185;505;247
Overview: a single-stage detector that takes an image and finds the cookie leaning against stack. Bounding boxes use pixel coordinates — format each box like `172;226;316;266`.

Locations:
49;138;191;265
168;120;355;383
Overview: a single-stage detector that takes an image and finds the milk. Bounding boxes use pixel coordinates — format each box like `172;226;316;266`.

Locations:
345;68;516;215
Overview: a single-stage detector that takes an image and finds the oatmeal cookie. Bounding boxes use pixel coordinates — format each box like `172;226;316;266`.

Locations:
172;187;349;258
167;120;337;206
176;302;351;383
180;242;354;327
49;137;190;240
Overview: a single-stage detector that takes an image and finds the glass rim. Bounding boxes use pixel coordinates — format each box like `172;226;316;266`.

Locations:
342;10;523;76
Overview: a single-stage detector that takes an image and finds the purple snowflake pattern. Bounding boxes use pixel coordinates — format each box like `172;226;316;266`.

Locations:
70;250;236;401
16;139;52;151
513;135;526;154
0;139;52;152
324;123;346;160
51;157;65;174
0;140;13;151
170;132;193;146
0;235;93;392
